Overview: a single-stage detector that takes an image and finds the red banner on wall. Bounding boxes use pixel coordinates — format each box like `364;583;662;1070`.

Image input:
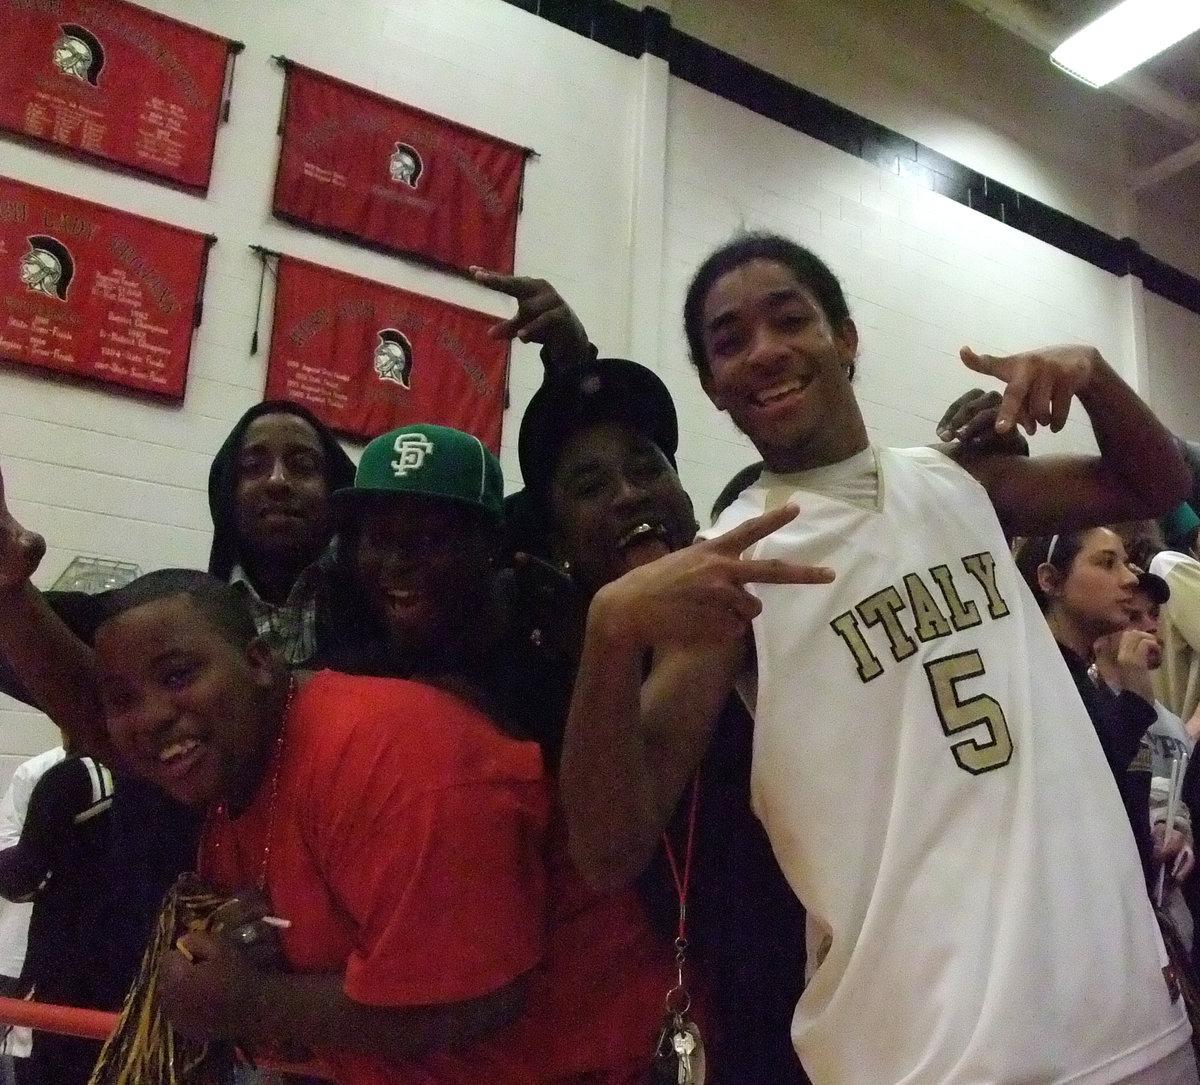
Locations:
273;62;530;275
265;255;508;449
0;176;213;400
0;0;239;193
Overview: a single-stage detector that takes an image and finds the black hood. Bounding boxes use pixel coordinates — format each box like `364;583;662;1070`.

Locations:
206;400;356;580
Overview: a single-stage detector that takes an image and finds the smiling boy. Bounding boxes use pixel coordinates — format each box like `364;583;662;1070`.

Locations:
561;232;1196;1084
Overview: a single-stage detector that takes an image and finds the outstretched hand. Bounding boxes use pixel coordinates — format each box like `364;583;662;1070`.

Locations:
0;465;46;595
596;504;834;645
960;345;1099;437
471;268;591;374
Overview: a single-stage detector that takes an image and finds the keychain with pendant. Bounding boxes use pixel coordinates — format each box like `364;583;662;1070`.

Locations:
651;993;704;1085
651;777;705;1085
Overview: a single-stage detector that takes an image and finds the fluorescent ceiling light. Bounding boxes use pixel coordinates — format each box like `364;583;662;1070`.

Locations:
1051;0;1200;87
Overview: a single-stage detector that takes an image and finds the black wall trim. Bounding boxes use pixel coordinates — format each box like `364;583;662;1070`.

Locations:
498;0;1200;318
499;0;645;56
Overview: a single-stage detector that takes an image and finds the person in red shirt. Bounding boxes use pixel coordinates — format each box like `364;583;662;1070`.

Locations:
0;425;671;1083
0;428;549;1083
94;574;551;1084
319;424;678;1083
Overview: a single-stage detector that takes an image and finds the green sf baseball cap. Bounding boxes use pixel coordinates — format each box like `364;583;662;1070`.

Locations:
334;424;503;523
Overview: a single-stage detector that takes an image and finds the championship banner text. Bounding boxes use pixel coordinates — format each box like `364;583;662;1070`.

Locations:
266;255;508;449
273;62;530;275
0;0;239;192
0;176;214;400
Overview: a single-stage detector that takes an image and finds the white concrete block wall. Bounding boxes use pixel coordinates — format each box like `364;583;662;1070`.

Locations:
1145;293;1200;441
661;0;1133;236
659;80;1131;522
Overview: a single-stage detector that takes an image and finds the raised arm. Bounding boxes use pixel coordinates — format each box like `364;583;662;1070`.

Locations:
560;506;834;890
563;604;743;891
470;268;594;376
951;345;1189;536
0;465;110;759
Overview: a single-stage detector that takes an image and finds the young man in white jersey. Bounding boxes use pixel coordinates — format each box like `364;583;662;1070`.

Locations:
559;232;1197;1084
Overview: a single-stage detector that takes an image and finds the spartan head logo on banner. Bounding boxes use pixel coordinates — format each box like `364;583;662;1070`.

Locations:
374;328;413;388
265;255;508;448
1;3;239;192
0;177;213;400
20;235;75;301
52;24;106;86
273;64;528;274
388;142;423;188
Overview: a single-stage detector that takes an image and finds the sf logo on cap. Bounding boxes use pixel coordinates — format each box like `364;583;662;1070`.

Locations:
392;432;434;477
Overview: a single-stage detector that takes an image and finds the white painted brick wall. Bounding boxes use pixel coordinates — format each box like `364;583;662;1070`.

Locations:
660;80;1137;521
1145;294;1200;441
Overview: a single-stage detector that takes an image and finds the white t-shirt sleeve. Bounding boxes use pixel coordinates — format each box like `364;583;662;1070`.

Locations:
1153;551;1200;653
1150;703;1194;754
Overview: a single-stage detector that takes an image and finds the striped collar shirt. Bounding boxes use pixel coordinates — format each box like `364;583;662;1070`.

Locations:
229;546;336;666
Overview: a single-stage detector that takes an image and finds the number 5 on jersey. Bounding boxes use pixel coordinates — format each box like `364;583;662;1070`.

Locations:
924;651;1013;774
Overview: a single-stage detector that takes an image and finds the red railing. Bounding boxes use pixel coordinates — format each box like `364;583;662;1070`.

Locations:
0;996;334;1079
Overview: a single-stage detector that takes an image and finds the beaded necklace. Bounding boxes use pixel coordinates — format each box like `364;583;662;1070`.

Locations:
201;675;295;894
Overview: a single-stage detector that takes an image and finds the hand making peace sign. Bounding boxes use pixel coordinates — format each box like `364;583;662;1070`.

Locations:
596;503;835;644
960;344;1099;438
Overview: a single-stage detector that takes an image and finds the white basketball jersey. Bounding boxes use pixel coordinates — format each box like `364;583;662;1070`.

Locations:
713;445;1188;1085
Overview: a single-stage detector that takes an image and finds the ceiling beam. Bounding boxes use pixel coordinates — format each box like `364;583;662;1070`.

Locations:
1132;137;1200;189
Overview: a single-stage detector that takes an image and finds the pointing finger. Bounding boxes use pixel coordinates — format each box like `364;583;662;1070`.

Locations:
959;347;1007;380
470;267;541;300
972;352;1034;437
961;349;1018;433
735;558;835;586
507;307;562;344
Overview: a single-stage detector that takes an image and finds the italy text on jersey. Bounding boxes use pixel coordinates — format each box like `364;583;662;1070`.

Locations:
830;550;1014;775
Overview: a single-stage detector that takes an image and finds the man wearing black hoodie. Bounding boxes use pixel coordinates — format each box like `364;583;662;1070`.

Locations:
206;400;356;665
0;401;355;694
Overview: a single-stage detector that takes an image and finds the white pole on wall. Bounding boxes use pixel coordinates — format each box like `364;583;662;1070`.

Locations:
1119;272;1152;399
625;49;671;370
